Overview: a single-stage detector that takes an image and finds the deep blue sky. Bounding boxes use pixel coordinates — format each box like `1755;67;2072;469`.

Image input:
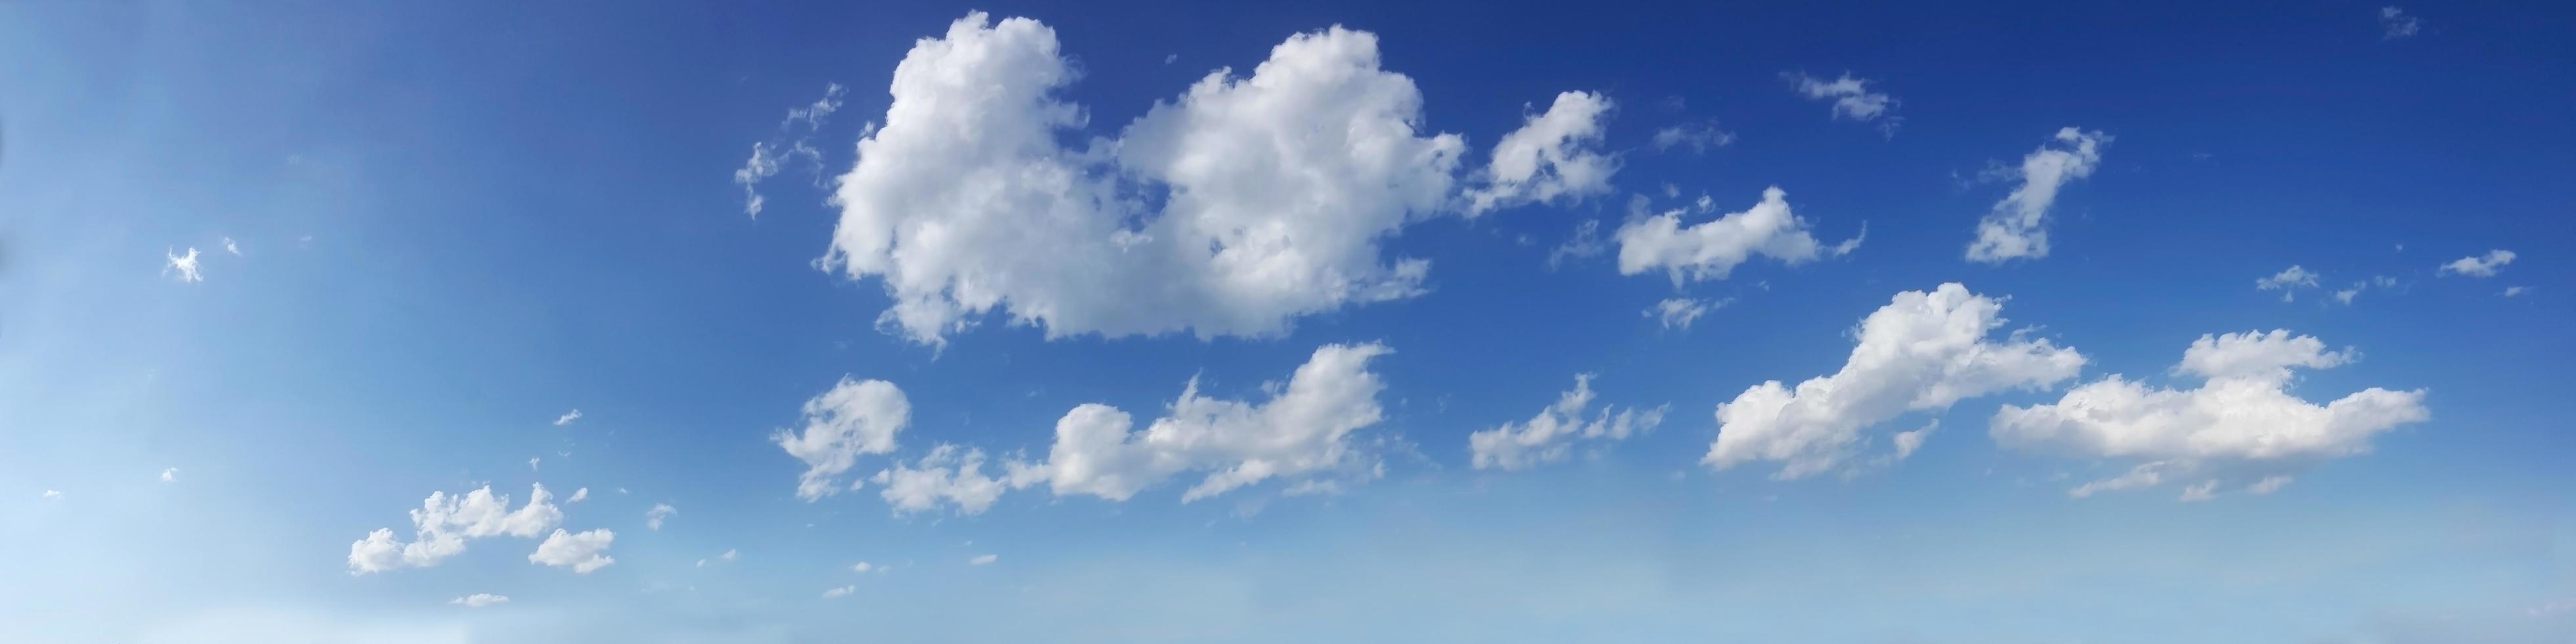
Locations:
3;1;2571;643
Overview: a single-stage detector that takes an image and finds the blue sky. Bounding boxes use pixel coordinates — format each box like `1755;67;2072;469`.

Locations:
3;1;2572;642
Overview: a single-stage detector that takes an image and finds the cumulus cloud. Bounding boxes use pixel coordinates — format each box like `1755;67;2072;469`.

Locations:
1783;72;1900;135
166;248;204;283
1467;374;1667;471
1616;187;1856;285
160;467;177;482
1005;343;1394;503
822;586;856;598
347;484;564;574
823;13;1607;344
448;593;508;608
773;377;909;501
734;83;848;218
1966;127;2109;264
1463;91;1618;214
644;503;676;530
873;444;1009;516
1992;330;2429;501
2380;7;2422;40
851;561;877;573
969;554;999;566
528;528;616;573
1645;297;1724;331
1705;283;2087;479
2256;265;2320;302
2437;249;2515;277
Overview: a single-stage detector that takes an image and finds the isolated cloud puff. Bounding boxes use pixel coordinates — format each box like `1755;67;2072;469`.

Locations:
774;377;909;501
1992;330;2429;501
1616;187;1856;285
1966;127;2109;263
1706;283;2086;479
821;13;1616;344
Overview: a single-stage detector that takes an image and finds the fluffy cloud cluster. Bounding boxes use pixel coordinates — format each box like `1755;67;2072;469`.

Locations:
1966;127;2109;263
873;444;1009;515
1467;374;1667;471
165;247;203;283
528;528;616;573
2256;265;2320;302
2438;249;2516;277
1783;72;1901;135
773;377;909;501
1992;329;2429;500
348;484;564;574
1705;284;2086;479
1616;187;1857;285
821;13;1615;344
1464;91;1617;214
1004;343;1394;503
644;503;676;530
1646;297;1722;331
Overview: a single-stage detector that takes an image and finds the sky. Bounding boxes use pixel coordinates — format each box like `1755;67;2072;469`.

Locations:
2;1;2573;642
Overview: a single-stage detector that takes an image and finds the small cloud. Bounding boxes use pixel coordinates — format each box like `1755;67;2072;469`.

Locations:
166;248;204;283
2437;249;2516;277
568;487;589;503
1783;71;1902;136
449;593;509;607
851;561;876;573
645;503;677;530
2503;286;2529;297
41;490;62;499
1162;53;1177;64
720;548;738;561
528;457;540;472
1649;121;1734;154
160;467;177;482
553;409;582;426
2380;6;2422;40
221;237;241;255
968;553;998;566
823;585;856;598
2255;265;2321;302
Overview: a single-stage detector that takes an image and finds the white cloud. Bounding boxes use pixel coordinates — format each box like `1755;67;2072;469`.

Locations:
566;488;587;503
1463;91;1618;214
1705;283;2087;479
166;248;204;283
699;547;737;567
1965;127;2109;264
1005;343;1393;503
822;586;856;598
773;377;909;501
851;561;877;573
1649;121;1734;154
735;83;848;218
553;409;582;426
2255;265;2320;302
448;593;508;608
645;503;676;530
1615;187;1854;285
41;490;61;499
825;14;1602;344
2503;286;2528;297
969;553;999;566
1783;72;1900;135
160;467;177;482
528;528;615;573
221;237;241;255
873;444;1009;515
527;457;540;472
1467;374;1667;471
2437;249;2515;277
347;484;564;574
1645;297;1724;331
2380;6;2422;40
2332;275;2401;304
1993;330;2429;501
